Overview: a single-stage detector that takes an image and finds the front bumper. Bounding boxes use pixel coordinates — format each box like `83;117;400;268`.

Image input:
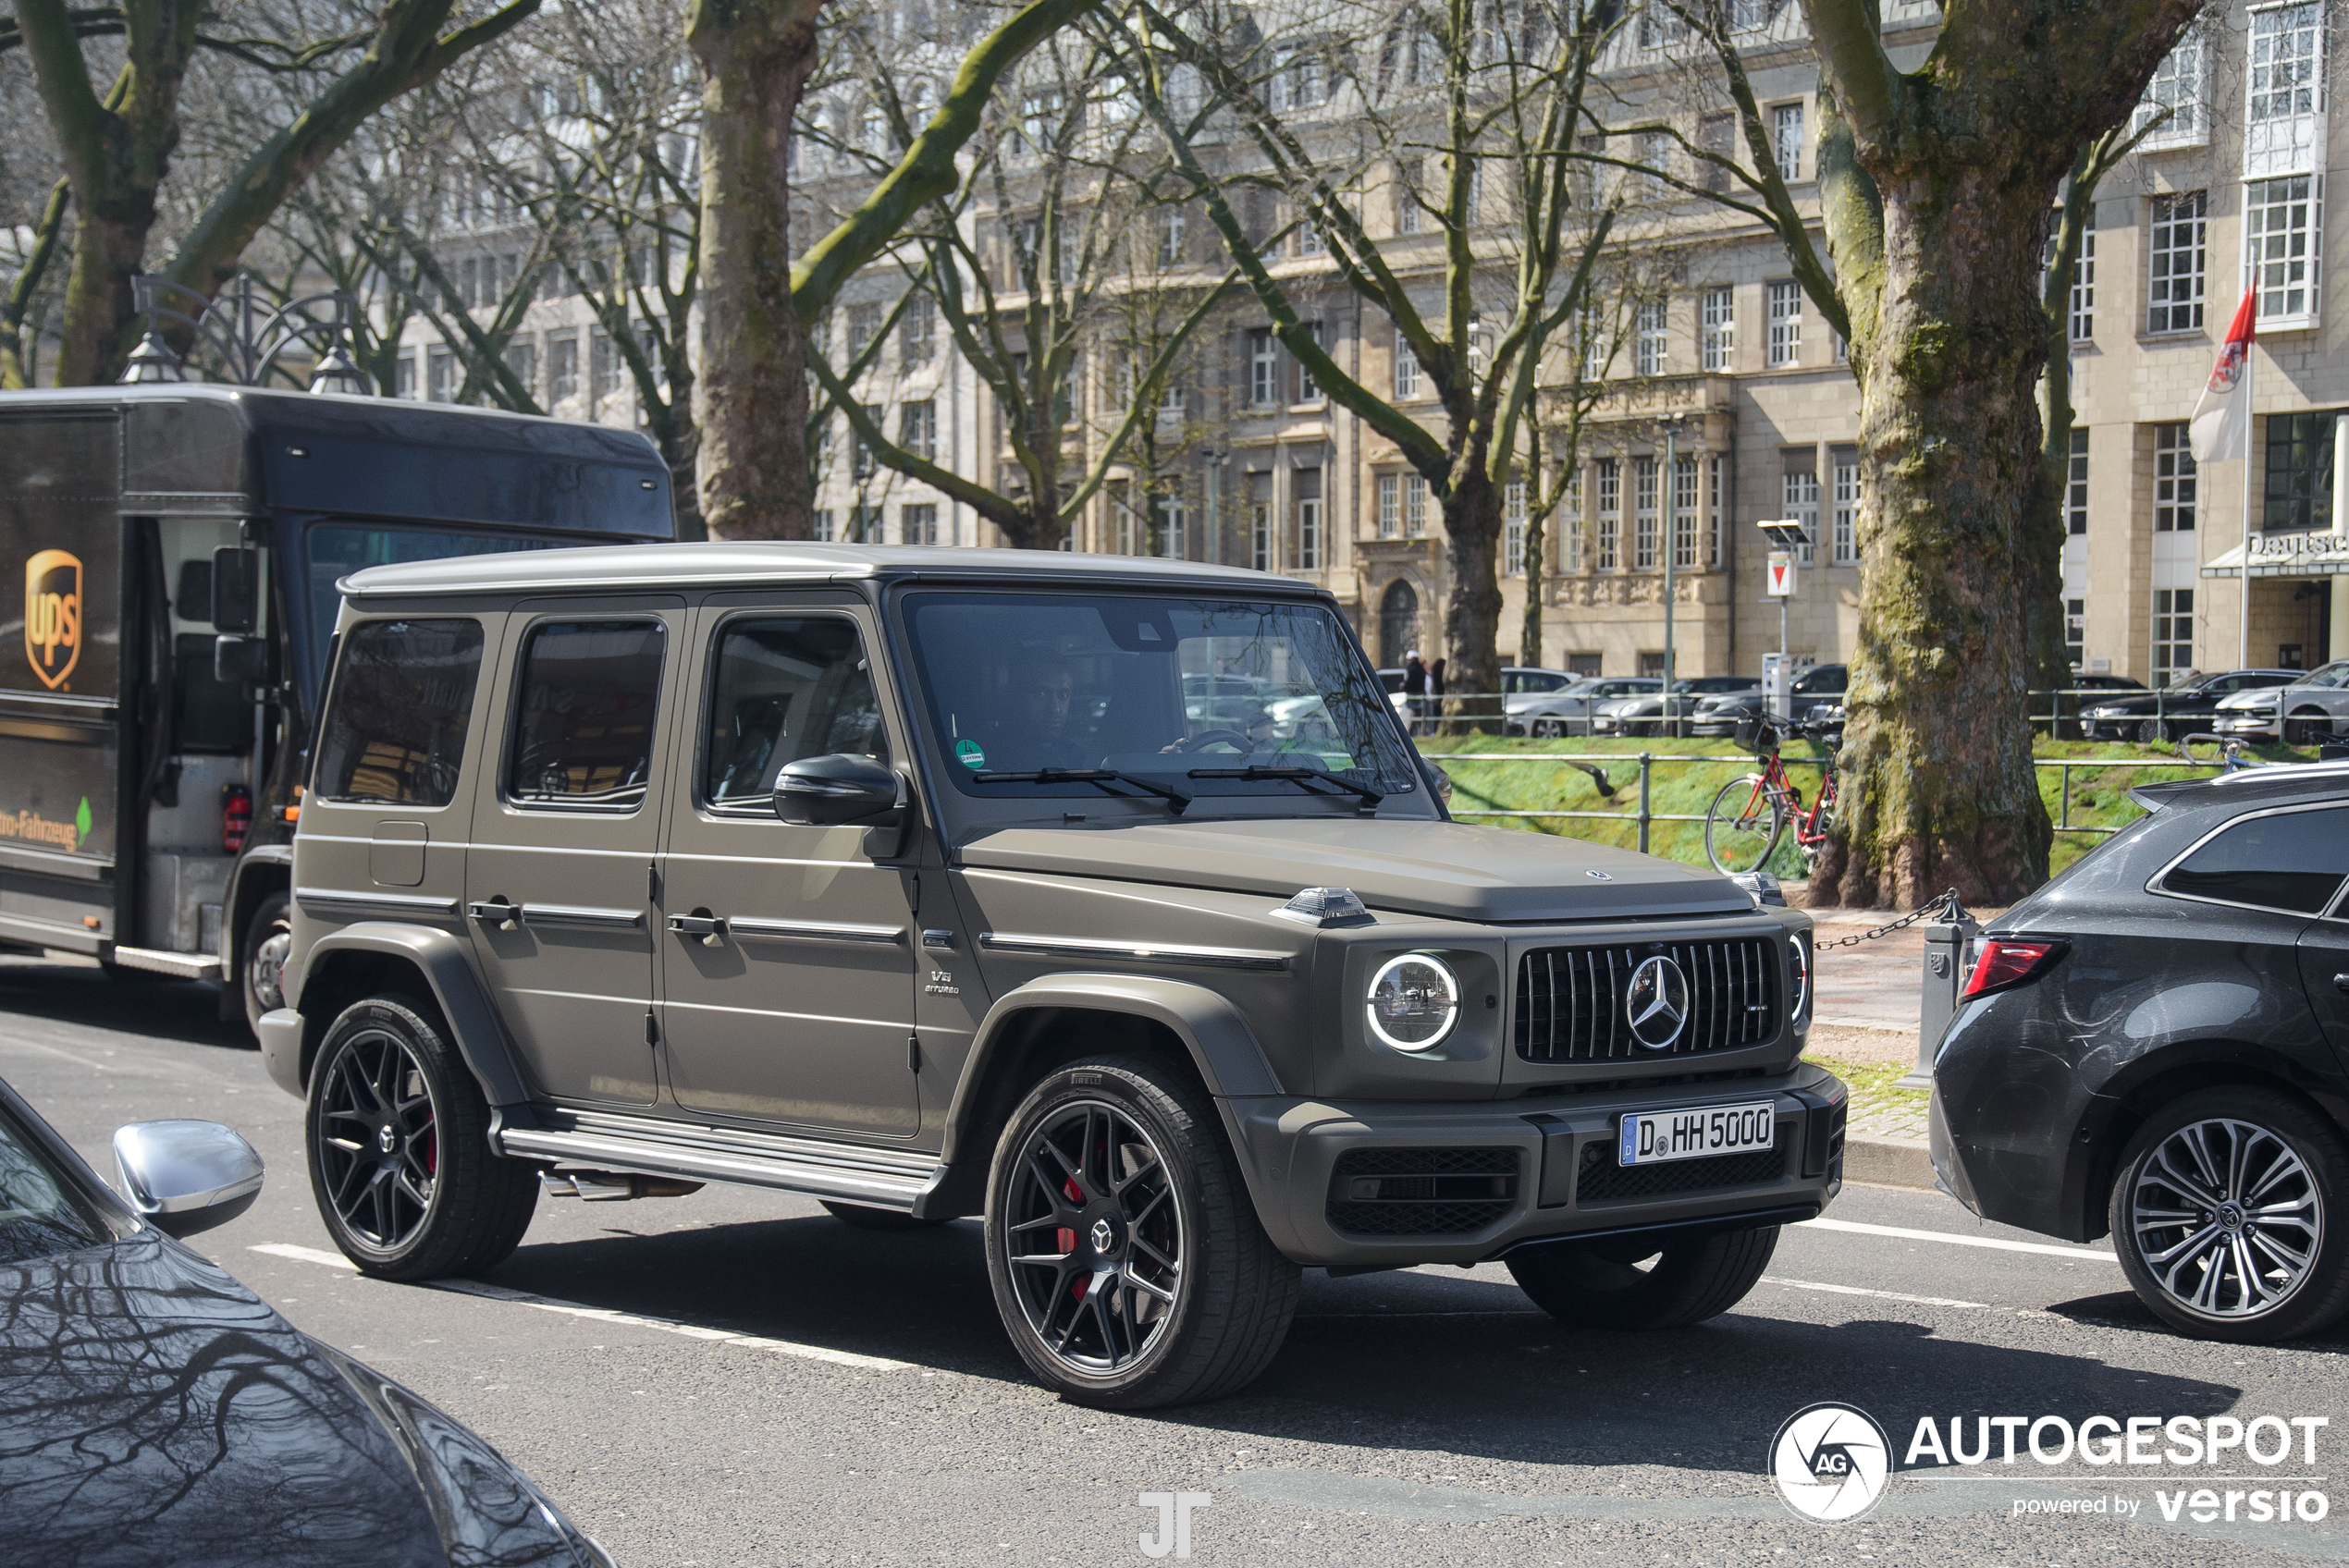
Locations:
2215;712;2278;737
1222;1062;1846;1267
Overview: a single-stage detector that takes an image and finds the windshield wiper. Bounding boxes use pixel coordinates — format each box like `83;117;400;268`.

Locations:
1187;766;1384;811
973;767;1191;815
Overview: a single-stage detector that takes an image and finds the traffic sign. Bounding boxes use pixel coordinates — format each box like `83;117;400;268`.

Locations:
1766;551;1797;597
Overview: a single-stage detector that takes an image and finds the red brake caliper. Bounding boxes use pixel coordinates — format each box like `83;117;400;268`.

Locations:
422;1118;437;1176
1059;1176;1086;1298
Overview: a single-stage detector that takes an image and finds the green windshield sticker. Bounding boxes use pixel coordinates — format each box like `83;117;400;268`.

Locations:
955;739;986;769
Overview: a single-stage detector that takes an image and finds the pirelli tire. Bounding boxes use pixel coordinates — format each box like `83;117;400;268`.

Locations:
983;1054;1300;1410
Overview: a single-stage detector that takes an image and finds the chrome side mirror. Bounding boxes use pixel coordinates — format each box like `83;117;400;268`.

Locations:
113;1121;265;1239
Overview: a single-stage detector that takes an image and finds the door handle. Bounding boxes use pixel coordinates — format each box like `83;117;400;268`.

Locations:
468;899;522;930
2333;974;2349;994
668;912;726;947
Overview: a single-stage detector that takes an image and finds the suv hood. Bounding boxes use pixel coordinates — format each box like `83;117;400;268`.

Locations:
958;817;1754;922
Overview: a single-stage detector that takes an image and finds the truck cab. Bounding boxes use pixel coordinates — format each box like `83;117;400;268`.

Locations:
0;385;671;1028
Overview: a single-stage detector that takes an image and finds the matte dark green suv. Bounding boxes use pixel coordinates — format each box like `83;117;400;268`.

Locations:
262;545;1843;1408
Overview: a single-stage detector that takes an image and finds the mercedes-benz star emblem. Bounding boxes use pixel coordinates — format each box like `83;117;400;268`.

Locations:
1625;954;1691;1049
1089;1218;1116;1254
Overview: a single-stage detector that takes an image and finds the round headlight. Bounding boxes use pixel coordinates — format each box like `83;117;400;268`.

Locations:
1789;933;1812;1019
1365;953;1460;1051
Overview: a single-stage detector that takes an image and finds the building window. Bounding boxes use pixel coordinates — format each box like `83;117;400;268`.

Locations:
811;509;834;542
2066;598;2086;669
1568;652;1603;677
1297;468;1323;570
1767;281;1801;365
1566;471;1585;571
1634;457;1658;570
592;330;623;399
2153;588;2195;686
1701;287;1733;371
548;334;579;401
2155;422;2196;532
1249;472;1273;570
1672;457;1698;570
1707;454;1726;566
901;293;936;363
1635;299;1667;375
2134;28;2209;148
1831;448;1859;564
1248;328;1279;407
503;338;537;401
853;403;881;479
427;348;454;403
2244;176;2321;327
2069;208;2097;341
1782;455;1818;567
1296;322;1324;403
395;353;417;398
2066;430;2088;535
846;302;881;361
1595;459;1619;570
1395;329;1420;398
900;398;937;462
902;503;938;545
2147;191;2207;334
1158;206;1186;266
1772;102;1803;182
2247;4;2323;142
1404;474;1428;536
847;505;883;544
1378;474;1399;538
2264;410;2340;531
1503;478;1526;576
1148;493;1187;558
1396;159;1422;235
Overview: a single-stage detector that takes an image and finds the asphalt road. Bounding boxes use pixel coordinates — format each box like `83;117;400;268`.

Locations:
6;953;2347;1567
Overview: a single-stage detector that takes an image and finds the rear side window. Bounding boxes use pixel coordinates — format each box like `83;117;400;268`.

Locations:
507;620;666;810
702;617;888;813
314;619;484;806
2159;805;2349;914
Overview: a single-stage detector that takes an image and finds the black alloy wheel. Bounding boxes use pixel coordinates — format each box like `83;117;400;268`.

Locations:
240;889;293;1035
2110;1088;2349;1342
985;1056;1298;1409
306;995;537;1279
2135;718;2165;745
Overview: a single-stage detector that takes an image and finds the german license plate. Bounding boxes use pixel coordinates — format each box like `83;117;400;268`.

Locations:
1619;1101;1777;1166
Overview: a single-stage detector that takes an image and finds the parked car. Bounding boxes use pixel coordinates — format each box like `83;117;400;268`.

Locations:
1380;665;1573;727
0;1075;609;1566
1510;676;1663;737
2078;668;2298;743
2211;660;2349;746
264;544;1840;1412
1935;759;2349;1342
1593;677;1762;739
1687;666;1850;740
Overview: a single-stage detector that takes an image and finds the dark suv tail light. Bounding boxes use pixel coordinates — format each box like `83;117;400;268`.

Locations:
1962;938;2065;999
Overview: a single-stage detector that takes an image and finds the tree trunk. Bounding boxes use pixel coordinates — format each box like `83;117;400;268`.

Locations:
689;0;821;539
1519;508;1545;670
2022;346;2075;737
1810;177;2055;909
1442;469;1505;732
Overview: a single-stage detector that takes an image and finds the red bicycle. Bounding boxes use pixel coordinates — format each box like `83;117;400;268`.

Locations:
1704;720;1839;875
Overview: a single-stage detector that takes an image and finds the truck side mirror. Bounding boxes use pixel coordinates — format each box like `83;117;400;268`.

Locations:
210;546;259;633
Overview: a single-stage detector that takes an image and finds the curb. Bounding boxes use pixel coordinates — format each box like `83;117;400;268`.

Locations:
1845;1133;1936;1192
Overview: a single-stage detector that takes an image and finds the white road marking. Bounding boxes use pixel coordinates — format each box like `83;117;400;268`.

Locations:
1760;1275;1992;1309
1798;1216;2120;1262
250;1243;911;1370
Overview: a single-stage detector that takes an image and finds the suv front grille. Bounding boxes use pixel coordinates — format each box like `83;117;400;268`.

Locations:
1326;1147;1519;1237
1514;937;1779;1063
1575;1141;1789;1203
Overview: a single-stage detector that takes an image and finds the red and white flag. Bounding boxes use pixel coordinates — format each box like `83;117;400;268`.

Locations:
2189;291;2257;462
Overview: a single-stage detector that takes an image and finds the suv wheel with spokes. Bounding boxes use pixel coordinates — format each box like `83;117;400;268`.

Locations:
2110;1087;2349;1342
307;994;537;1280
241;889;292;1035
984;1055;1299;1409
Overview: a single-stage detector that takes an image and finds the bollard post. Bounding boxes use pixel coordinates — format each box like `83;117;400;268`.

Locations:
1637;753;1652;855
1899;897;1982;1092
2059;761;2071;832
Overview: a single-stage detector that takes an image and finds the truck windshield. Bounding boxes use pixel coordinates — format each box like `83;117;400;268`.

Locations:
901;592;1420;805
303;523;569;679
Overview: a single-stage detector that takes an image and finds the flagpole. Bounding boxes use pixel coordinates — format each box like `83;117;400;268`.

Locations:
2241;343;2255;671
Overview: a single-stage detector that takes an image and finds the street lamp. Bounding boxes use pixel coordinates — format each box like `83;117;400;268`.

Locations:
117;273;372;394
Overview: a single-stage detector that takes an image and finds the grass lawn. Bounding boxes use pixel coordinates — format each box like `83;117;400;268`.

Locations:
1420;733;2313;879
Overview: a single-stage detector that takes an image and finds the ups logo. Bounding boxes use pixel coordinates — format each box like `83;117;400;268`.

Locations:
24;549;81;691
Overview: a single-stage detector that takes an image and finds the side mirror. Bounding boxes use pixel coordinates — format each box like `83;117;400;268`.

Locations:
210;546;260;634
774;753;903;827
215;634;268;685
113;1120;264;1239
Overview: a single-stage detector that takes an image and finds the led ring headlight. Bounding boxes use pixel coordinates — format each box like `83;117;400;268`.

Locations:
1789;933;1812;1019
1366;953;1460;1052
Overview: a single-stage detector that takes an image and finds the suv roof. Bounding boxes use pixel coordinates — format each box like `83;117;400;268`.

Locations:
339;542;1311;602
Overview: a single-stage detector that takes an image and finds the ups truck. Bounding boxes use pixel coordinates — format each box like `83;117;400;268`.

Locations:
0;385;671;1030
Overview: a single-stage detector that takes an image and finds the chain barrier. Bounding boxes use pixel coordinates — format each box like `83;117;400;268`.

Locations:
1813;888;1963;950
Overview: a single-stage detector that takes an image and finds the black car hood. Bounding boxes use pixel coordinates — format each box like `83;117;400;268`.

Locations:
0;1232;443;1568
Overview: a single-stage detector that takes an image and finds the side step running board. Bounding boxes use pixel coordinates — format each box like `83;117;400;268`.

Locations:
108;945;224;982
493;1108;941;1212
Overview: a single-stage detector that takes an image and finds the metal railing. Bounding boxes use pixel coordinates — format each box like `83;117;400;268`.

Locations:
1423;749;2231;851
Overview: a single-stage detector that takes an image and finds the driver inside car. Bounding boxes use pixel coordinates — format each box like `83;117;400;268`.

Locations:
991;654;1088;770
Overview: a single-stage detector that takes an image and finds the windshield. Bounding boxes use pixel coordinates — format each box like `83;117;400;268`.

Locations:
302;523;574;688
0;1099;116;1266
901;592;1420;805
